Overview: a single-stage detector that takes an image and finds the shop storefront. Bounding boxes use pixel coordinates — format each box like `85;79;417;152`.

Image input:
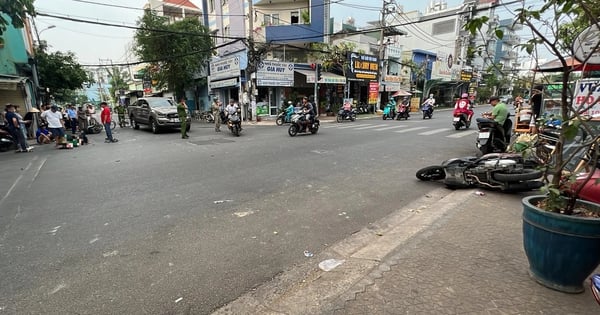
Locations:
209;52;247;111
346;53;379;112
255;60;295;117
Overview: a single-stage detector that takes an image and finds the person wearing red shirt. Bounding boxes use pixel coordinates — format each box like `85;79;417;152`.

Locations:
100;102;118;143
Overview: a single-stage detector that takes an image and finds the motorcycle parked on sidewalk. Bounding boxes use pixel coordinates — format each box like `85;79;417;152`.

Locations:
421;103;433;119
0;125;16;152
226;110;242;136
453;113;470;130
336;108;356;122
396;103;410;120
416;152;543;192
476;116;512;155
288;110;320;136
382;102;396;120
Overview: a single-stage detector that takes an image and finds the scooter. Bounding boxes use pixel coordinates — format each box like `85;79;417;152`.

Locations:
396;103;410;120
421;103;433;119
416;152;543;192
276;105;296;126
226;110;242;136
336;108;356;122
453;112;470;130
476;116;512;155
288;110;319;136
592;274;600;306
382;102;396;120
0;125;16;152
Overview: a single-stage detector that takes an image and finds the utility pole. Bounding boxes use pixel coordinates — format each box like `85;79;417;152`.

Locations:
376;0;395;112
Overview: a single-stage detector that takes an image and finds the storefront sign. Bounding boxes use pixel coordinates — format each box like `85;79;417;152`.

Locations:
347;53;379;82
209;77;238;89
210;56;241;81
256;61;294;86
573;79;600;117
460;69;473;82
573;24;600;64
368;82;379;104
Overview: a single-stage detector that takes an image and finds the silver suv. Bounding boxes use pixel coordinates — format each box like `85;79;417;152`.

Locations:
129;97;191;134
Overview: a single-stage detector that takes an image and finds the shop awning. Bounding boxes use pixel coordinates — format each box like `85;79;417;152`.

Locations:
0;76;28;90
392;89;412;97
295;70;346;84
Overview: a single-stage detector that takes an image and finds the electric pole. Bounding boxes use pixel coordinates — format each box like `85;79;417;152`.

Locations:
376;0;395;112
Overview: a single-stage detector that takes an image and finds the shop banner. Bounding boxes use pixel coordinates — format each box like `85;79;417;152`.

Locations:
369;82;379;104
573;79;600;117
210;56;241;81
256;61;294;87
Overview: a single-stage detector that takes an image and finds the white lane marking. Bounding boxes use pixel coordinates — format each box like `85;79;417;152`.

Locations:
394;127;428;133
446;130;478;138
47;226;61;235
28;157;47;189
336;124;371;129
374;125;406;131
419;128;449;135
49;283;67;295
103;250;119;257
352;125;382;130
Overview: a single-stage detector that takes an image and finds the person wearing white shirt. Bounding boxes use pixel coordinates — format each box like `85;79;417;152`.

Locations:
41;105;65;146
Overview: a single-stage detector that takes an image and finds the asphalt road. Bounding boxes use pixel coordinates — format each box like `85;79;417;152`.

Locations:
0;106;493;314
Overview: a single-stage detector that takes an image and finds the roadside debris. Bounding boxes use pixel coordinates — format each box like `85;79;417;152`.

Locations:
318;259;345;271
474;191;486;196
303;250;314;257
175;297;183;303
214;199;233;204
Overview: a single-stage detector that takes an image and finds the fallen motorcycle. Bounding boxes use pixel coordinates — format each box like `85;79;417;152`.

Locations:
416;153;543;192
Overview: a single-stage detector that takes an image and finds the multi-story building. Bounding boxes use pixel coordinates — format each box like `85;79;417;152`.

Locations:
0;14;38;114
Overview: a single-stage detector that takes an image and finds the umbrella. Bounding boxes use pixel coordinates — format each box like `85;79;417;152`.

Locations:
392;89;412;97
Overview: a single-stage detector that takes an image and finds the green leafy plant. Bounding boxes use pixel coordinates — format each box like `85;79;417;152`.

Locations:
467;0;600;215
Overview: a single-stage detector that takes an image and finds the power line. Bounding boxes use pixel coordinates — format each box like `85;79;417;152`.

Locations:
70;0;248;17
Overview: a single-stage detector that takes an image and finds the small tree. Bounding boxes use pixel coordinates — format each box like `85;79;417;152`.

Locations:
0;0;35;46
134;12;213;97
36;49;90;103
467;0;600;214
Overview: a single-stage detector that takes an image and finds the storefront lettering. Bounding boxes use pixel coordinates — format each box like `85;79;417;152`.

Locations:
266;66;286;72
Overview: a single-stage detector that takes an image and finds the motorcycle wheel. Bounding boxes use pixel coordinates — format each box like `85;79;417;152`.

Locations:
92;124;103;134
336;115;342;123
310;125;319;134
276;117;284;126
416;166;446;181
504;180;544;192
288;124;299;137
351;114;356;121
492;169;543;182
382;115;387;120
454;123;461;130
423;112;426;119
233;125;240;136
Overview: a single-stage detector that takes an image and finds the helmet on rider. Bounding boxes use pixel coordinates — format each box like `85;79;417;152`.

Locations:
461;93;468;98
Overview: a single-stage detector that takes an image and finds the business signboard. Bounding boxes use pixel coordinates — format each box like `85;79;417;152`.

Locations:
210;56;241;81
347;53;379;82
256;61;294;87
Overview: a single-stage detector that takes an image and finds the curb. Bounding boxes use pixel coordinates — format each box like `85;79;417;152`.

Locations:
213;187;475;314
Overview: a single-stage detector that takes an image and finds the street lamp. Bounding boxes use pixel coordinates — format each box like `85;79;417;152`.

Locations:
36;25;56;49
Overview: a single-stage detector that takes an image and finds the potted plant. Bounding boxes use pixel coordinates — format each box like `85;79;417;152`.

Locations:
467;0;600;293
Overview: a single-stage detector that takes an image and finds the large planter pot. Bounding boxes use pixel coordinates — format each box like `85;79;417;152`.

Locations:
522;195;600;293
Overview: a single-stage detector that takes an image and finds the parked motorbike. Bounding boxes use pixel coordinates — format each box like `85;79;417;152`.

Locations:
416;152;543;192
382;103;396;120
0;125;16;152
476;116;512;155
86;117;105;134
396;103;410;120
288;110;320;136
421;103;433;119
227;110;242;136
336;108;356;122
453;112;470;130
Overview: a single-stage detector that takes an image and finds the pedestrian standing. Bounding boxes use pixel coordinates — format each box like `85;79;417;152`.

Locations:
4;104;31;152
211;98;222;132
100;102;117;143
177;97;189;139
66;104;78;134
41;105;66;148
77;106;87;133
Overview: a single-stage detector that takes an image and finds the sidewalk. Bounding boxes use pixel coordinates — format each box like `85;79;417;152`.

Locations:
214;188;599;314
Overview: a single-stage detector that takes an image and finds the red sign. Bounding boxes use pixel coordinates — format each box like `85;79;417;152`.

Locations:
368;82;379;104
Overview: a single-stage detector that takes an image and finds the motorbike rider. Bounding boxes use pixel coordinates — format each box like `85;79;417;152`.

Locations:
482;95;509;140
342;99;352;118
225;100;241;129
285;101;295;121
301;96;315;126
453;93;474;123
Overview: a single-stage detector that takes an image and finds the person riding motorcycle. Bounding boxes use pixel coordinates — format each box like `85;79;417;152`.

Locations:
482;95;509;140
342;100;352;119
453;93;474;123
285;101;295;122
225;100;241;129
301;96;315;126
